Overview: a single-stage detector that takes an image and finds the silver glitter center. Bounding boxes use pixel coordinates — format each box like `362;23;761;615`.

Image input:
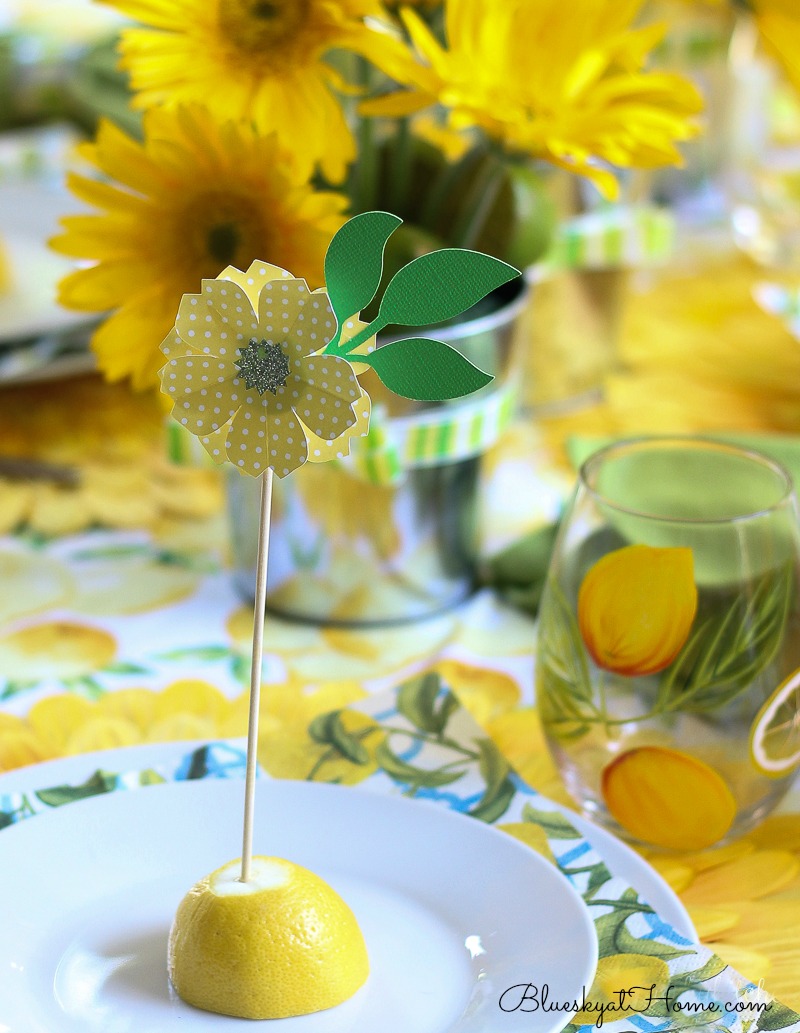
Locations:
234;338;290;395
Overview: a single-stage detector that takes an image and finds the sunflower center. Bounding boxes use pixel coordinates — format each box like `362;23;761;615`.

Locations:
207;222;241;266
235;338;290;395
218;0;309;55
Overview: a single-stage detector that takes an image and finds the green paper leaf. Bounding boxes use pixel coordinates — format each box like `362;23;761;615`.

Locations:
325;211;402;332
377;248;519;328
363;337;493;400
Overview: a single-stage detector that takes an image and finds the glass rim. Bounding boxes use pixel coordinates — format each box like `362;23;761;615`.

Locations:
579;435;796;525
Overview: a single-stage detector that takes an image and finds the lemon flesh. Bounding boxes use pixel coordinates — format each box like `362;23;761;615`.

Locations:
168;856;369;1019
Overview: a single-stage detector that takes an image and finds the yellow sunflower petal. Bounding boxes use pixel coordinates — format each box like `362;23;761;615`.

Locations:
708;943;771;984
101;0;406;183
687;906;741;940
747;814;800;852
646;858;694;894
578;544;697;676
601;746;736;850
682;851;800;906
55;105;346;389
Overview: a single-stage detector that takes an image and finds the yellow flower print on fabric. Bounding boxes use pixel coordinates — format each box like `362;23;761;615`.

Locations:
578;544;697;676
159;264;362;477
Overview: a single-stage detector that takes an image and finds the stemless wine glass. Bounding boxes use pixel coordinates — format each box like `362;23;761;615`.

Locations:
537;437;800;851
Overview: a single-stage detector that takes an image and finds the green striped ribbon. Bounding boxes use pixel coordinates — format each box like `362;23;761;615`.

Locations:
166;380;518;485
547;205;675;271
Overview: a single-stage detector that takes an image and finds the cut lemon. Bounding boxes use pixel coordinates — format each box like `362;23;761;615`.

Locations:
601;746;737;850
750;667;800;778
168;856;369;1019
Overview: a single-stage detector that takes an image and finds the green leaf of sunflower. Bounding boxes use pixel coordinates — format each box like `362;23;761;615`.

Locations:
324;211;402;339
377;248;519;327
361;338;493;400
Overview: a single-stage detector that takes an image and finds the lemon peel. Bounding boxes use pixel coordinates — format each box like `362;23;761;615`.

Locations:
169;856;369;1019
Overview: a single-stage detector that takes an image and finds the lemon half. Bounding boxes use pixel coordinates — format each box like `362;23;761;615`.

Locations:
750;667;800;778
168;856;369;1019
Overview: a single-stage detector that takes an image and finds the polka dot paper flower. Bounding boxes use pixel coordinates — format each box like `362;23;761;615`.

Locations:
160;262;363;478
159;212;520;480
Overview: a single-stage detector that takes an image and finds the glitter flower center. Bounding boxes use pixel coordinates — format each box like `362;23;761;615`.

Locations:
235;339;291;395
218;0;309;56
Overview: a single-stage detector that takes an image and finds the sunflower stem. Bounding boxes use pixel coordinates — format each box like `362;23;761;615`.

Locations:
451;152;506;250
389;116;412;217
353;57;380;213
240;468;274;884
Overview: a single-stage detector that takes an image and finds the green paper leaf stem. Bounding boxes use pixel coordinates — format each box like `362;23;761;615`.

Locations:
362;337;493;400
324;211;402;338
377;248;519;328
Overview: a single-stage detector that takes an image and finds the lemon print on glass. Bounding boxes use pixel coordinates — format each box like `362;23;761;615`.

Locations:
601;746;737;851
750;667;800;778
168;856;368;1019
577;544;697;677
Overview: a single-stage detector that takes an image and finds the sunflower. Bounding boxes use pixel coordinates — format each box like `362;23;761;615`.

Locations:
363;0;703;198
50;105;346;389
752;0;800;94
160;262;362;477
99;0;415;182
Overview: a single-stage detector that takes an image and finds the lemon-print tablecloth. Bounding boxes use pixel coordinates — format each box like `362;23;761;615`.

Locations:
0;503;800;1017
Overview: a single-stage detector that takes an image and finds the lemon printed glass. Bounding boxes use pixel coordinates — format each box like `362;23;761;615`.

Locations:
537;438;800;851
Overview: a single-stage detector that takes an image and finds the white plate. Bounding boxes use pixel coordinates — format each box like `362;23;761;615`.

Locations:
0;740;697;940
0;778;597;1033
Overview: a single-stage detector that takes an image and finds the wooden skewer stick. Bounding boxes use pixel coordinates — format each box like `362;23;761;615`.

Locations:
240;468;274;884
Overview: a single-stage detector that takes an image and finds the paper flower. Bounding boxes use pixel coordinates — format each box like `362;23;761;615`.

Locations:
98;0;416;182
363;0;703;198
50;105;346;389
577;544;698;676
160;263;363;478
159;212;520;480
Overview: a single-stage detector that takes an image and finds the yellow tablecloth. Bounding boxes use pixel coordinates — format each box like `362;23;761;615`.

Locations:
0;437;798;1009
1;241;800;1008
